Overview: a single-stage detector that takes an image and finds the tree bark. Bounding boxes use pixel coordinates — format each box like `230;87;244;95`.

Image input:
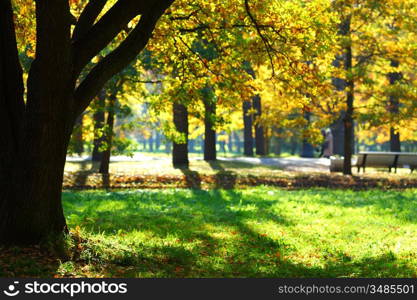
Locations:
0;0;25;198
335;16;355;175
301;111;315;158
71;115;85;156
99;95;117;174
172;102;189;167
390;127;401;152
1;0;73;244
243;100;254;156
330;116;345;156
253;95;266;156
388;60;401;152
0;0;174;245
343;41;354;175
203;92;217;161
92;90;106;170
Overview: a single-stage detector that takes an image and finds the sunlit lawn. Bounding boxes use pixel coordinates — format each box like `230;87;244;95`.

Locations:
46;187;417;278
65;159;285;176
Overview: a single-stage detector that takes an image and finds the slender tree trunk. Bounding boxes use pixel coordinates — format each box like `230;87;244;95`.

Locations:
203;94;217;161
390;128;401;152
330;116;345;156
301;111;315;158
388;60;401;152
149;131;154;152
243;100;254;156
91;90;106;170
253;95;266;155
335;16;355;175
99;95;116;174
228;132;234;153
172;102;189;167
332;16;354;162
343;42;354;175
234;131;242;154
155;130;161;151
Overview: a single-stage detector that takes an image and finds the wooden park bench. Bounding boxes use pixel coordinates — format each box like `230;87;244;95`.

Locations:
356;151;417;173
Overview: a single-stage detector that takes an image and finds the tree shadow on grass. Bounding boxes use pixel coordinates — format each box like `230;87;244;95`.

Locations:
177;166;202;189
213;160;284;172
175;162;237;189
61;189;417;277
0;246;62;277
207;161;238;189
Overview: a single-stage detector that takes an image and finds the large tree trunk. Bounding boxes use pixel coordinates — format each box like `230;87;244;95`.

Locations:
0;0;173;245
243;100;254;156
0;0;25;197
172;102;189;167
388;60;401;152
0;0;25;242
203;92;217;161
0;0;73;244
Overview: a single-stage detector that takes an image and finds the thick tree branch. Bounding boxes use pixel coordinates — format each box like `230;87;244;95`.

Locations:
72;0;108;41
244;0;275;76
72;0;149;76
74;0;174;117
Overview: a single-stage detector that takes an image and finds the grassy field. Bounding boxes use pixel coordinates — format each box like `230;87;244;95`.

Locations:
65;158;416;178
65;159;285;176
2;187;415;278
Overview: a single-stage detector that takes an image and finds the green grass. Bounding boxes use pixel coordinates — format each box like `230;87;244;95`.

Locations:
51;187;417;277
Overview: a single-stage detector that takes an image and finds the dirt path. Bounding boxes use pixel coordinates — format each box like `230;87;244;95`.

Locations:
67;155;331;172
